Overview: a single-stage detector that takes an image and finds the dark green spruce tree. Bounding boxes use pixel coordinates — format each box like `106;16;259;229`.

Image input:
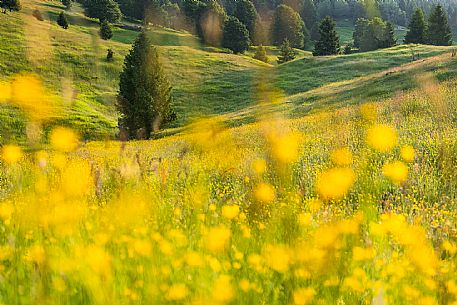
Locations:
381;21;396;48
222;16;250;54
313;16;340;56
81;0;122;23
1;0;21;13
272;4;306;48
99;20;113;40
233;0;258;43
277;39;296;64
117;32;175;139
404;8;427;44
427;5;453;46
57;11;69;29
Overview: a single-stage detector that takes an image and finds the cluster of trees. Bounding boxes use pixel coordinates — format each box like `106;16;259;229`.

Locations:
0;0;21;13
353;17;396;51
405;5;452;46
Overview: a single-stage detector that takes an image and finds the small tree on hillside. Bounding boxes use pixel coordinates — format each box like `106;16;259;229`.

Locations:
428;5;453;46
62;0;71;9
272;5;306;48
233;0;258;43
254;45;268;63
381;21;396;48
81;0;122;23
57;11;69;29
404;8;427;44
313;16;340;56
277;39;296;64
300;0;318;39
117;32;175;139
99;20;113;40
0;0;21;13
353;18;369;49
222;16;250;54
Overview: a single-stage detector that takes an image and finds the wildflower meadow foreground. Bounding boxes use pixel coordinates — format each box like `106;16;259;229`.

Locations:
0;74;457;305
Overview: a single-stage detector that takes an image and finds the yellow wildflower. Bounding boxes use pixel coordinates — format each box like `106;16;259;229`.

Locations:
315;167;355;200
50;127;79;153
330;147;353;166
293;287;315;305
254;183;276;203
366;124;398;152
205;226;231;252
166;284;188;301
221;205;240;220
1;145;22;165
400;145;415;162
382;161;408;185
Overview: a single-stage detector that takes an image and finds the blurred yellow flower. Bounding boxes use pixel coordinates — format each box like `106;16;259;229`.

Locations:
366;124;398;152
400;145;415;163
315;167;355;200
10;74;56;121
50;127;79;153
330;147;353;166
382;161;408;185
25;244;46;265
212;275;234;304
293;287;315;305
221;205;240;220
272;132;301;164
1;145;22;164
254;183;276;203
263;244;291;273
0;82;11;102
166;284;188;301
205;226;231;252
252;158;267;174
61;161;93;197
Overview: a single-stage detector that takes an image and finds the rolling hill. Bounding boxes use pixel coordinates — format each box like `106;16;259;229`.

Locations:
0;0;455;142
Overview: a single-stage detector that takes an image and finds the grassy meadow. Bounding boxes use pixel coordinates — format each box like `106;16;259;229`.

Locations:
1;0;457;305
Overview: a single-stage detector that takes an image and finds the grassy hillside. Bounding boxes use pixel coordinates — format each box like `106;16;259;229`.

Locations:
0;0;455;142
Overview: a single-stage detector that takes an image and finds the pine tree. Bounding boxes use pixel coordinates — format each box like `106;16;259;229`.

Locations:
222;16;250;54
117;32;175;139
272;5;306;48
313;16;340;56
404;8;427;44
253;44;268;63
277;39;296;64
353;18;369;49
300;0;317;37
99;20;113;40
57;11;69;29
428;5;453;46
381;21;396;48
1;0;21;13
62;0;71;9
81;0;122;23
233;0;258;43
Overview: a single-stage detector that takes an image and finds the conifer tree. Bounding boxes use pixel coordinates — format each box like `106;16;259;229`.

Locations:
313;16;340;56
117;32;175;139
222;16;250;54
277;39;296;64
57;11;69;29
381;21;396;48
233;0;258;42
0;0;21;13
428;5;453;46
62;0;71;9
81;0;122;23
272;5;306;48
99;20;113;40
253;44;268;63
404;8;427;44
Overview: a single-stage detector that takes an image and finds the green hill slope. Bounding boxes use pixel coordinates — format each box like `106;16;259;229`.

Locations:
0;0;455;142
